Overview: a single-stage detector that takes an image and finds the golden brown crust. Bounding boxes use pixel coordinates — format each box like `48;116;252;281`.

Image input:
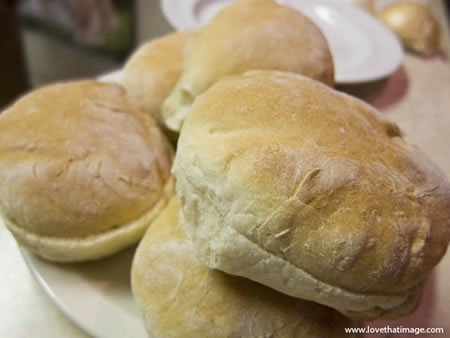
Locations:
122;31;193;124
173;70;450;319
162;0;334;131
131;197;362;338
0;81;174;261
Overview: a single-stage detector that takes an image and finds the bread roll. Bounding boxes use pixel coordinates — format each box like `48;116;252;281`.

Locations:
132;197;362;338
0;81;174;262
173;70;450;319
121;31;193;125
162;0;334;132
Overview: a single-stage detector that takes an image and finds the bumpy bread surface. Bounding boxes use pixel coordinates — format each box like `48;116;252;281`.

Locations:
173;71;450;319
132;197;362;338
0;81;174;261
162;0;334;132
121;30;193;124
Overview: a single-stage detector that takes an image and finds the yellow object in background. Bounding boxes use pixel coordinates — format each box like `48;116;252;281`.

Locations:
378;2;440;54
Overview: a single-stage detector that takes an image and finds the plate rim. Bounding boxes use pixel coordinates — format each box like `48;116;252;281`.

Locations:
20;248;100;338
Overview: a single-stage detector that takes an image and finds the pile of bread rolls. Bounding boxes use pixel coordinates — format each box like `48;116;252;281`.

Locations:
1;0;449;336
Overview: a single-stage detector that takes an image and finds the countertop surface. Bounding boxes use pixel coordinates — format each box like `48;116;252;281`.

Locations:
1;1;450;338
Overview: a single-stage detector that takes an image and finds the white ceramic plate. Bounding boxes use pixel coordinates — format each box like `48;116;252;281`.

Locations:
160;0;404;83
20;247;147;338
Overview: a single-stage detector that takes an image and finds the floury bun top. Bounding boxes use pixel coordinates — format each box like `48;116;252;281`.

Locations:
173;70;450;319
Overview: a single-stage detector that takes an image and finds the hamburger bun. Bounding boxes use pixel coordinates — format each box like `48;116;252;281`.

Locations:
0;81;174;262
132;197;362;338
122;30;193;125
173;70;450;319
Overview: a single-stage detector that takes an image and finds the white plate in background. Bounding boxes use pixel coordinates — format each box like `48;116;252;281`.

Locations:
161;0;404;83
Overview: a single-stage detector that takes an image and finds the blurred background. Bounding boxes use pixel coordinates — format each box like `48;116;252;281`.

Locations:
0;0;173;108
0;0;449;109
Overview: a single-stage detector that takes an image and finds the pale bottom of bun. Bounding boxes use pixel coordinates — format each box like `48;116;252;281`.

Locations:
184;213;424;320
340;281;424;320
3;176;175;262
162;82;194;132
